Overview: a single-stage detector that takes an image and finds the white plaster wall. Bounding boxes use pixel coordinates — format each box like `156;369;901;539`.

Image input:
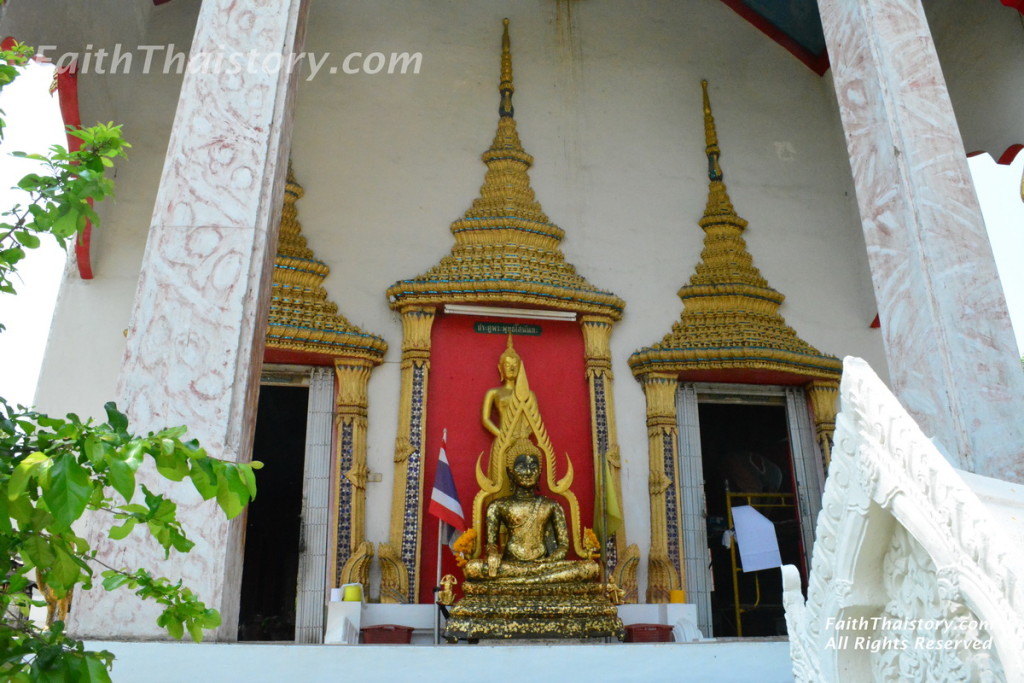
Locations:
22;0;892;601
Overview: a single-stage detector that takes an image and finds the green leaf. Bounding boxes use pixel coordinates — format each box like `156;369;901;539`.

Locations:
106;456;136;502
13;230;40;248
47;543;84;593
21;533;55;570
108;517;137;540
101;572;130;591
103;402;127;432
155;449;189;482
188;457;218;500
84;435;112;468
8;451;49;499
215;467;246;519
42;453;93;530
83;654;112;683
164;615;184;641
238;463;258;499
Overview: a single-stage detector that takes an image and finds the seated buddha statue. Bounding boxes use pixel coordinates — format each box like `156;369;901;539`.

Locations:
463;447;599;585
446;441;621;641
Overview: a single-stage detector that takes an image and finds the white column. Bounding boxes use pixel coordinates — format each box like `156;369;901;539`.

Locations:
294;368;333;644
68;0;309;640
818;0;1024;481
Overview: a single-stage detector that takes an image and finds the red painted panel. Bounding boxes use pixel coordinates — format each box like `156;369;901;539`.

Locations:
417;314;594;603
262;347;335;367
52;64;94;280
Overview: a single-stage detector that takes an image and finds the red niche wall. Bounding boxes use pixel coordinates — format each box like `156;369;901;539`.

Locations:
417;314;594;603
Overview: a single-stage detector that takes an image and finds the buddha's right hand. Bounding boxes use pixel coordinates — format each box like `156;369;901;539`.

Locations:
486;545;502;577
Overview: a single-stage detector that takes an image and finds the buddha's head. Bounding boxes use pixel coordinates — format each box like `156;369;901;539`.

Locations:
508;450;541;490
498;338;521;381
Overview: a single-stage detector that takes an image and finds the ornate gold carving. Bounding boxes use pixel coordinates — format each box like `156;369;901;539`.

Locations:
647;556;681;604
642;374;683;602
338;541;374;589
399;306;436;361
266;168;387;363
385;306;436;602
648;467;671;495
612;543;641;604
329;358;376;588
581;315;614;373
334;360;373;414
807;379;839;467
393;435;413;464
629;83;842;382
386;21;624;320
438;575;458;606
643;373;678;423
473;338;584;557
377;542;409;604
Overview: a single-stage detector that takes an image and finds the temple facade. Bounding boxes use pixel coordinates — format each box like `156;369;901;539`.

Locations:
2;0;1022;678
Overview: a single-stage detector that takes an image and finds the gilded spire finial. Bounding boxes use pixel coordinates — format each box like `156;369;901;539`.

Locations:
629;83;841;385
387;18;624;320
500;18;514;118
266;167;387;363
699;80;739;228
702;79;722;181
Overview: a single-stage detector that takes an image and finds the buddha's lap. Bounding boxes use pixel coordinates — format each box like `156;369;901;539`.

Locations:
463;558;599;582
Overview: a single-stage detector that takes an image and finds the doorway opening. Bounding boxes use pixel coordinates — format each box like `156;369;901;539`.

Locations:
237;384;309;641
698;401;804;638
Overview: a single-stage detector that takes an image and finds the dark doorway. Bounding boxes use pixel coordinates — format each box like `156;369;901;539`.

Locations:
237;385;308;641
698;402;803;637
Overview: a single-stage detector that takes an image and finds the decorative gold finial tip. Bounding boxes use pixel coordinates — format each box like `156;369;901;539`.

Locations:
499;17;515;117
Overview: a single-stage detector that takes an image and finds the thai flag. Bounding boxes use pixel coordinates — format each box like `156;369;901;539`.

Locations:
428;429;466;545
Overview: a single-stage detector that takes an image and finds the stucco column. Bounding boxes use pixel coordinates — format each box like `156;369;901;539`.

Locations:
818;0;1024;481
68;0;310;640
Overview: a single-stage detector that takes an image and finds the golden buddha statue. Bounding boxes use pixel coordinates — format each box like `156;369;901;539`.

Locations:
463;446;599;585
471;337;586;559
446;419;622;641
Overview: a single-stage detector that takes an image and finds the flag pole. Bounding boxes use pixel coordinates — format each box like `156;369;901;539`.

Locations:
599;449;608;584
434;516;442;644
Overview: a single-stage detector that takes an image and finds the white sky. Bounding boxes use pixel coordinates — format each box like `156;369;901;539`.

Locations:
0;62;65;408
0;63;1021;408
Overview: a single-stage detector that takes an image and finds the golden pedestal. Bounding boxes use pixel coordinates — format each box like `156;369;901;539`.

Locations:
444;581;625;642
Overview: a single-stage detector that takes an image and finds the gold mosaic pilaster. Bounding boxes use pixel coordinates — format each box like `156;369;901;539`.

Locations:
382;306;436;603
642;373;684;603
807;380;840;468
332;359;374;587
582;315;637;598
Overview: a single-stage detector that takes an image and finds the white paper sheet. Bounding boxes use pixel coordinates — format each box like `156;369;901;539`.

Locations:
731;505;782;572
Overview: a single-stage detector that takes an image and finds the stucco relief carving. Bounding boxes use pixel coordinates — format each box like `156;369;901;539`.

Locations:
871;527;1002;682
783;357;1024;682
